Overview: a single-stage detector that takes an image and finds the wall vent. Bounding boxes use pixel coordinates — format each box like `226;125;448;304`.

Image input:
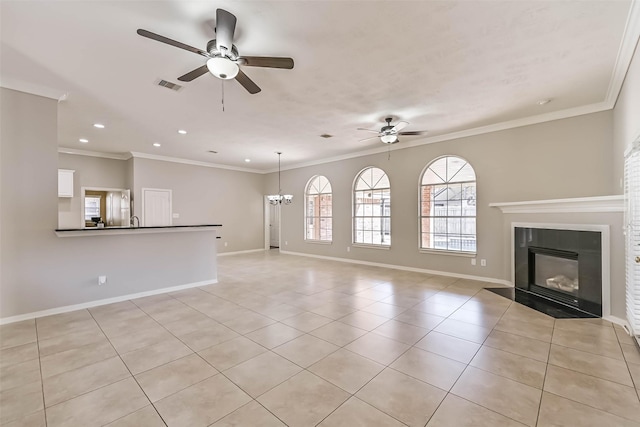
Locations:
157;80;183;91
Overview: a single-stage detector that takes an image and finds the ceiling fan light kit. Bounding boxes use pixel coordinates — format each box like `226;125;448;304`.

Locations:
137;8;294;95
358;117;428;145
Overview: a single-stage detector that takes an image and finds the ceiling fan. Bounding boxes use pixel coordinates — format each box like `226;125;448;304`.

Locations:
137;8;294;94
358;118;428;144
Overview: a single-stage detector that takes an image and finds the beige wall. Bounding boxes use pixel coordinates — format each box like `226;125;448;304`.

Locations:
275;111;627;316
57;153;129;228
131;157;266;254
613;41;640;193
1;89;217;320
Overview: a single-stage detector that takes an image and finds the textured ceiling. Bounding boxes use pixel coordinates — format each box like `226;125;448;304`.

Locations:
0;1;635;171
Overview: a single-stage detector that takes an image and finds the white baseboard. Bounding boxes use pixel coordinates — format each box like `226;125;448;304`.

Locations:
603;315;629;328
0;279;217;325
279;250;511;286
218;248;265;257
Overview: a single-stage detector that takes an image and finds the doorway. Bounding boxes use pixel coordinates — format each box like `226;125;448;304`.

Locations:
264;196;280;249
142;188;172;227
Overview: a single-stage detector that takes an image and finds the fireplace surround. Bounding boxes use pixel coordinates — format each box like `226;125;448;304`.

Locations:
514;226;604;317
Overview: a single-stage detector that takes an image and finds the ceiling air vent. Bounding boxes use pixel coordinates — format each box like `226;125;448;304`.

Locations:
320;134;333;138
157;79;183;91
207;150;218;154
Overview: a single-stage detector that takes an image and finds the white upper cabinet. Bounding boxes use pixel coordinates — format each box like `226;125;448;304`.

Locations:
58;169;75;197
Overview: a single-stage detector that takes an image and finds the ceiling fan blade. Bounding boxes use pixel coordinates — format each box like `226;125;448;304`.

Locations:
137;29;210;58
359;136;380;143
391;121;409;132
398;130;428;136
240;56;294;69
177;65;210;82
235;70;261;94
215;9;237;53
357;128;381;134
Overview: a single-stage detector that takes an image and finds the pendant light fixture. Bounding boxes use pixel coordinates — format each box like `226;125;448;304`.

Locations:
267;152;293;205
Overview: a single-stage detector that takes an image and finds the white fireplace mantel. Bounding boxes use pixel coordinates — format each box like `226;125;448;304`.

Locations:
489;195;624;214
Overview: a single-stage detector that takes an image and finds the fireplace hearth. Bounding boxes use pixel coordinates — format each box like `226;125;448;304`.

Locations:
515;227;602;317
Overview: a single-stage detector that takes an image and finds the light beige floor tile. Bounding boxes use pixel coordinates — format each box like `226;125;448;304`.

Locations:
494;318;553;343
224;351;301;397
537;391;639;427
310;303;358;320
318;396;405;427
45;378;149;427
40;340;116;378
1;409;46;427
614;324;637;345
309;321;368;346
415;331;481;364
451;366;541;427
0;320;37;350
104;405;165;427
549;344;633;386
120;336;192;374
551;327;624;360
426;394;526;427
360;302;408;318
155;375;251;427
223;312;277;334
0;342;39;368
108;324;173;354
448;307;503;328
543;365;640;422
245;323;305;349
345;333;410;365
0;358;41;392
35;310;93;334
89;300;140;317
553;319;618;342
280;312;334;332
434;318;491;344
356;368;446;427
484;330;550;363
36;317;100;342
413;300;460;317
258;303;305;321
99;314;160;339
198;336;267;371
0;380;43;425
257;371;350;427
273;334;339;367
211;400;286;427
470;346;547;388
393;309;445;330
621;343;640;365
134;353;217;402
37;328;108;357
629;361;640;390
43;356;130;407
380;294;425;308
501;305;554;328
143;303;204;325
391;347;466;391
339;311;389;331
371;319;429;345
154;314;212;336
308;348;384;394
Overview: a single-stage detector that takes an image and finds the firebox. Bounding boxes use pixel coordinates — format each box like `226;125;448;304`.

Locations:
515;227;602;317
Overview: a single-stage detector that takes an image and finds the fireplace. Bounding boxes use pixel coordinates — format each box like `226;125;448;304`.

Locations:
515;227;602;317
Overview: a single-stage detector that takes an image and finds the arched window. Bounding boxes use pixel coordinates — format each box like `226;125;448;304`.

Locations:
420;156;476;253
305;175;332;242
353;167;391;246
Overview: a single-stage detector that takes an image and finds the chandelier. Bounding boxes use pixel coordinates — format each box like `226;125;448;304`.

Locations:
267;152;293;205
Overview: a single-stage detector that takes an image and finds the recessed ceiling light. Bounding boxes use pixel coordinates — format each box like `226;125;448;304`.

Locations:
79;138;89;143
93;123;105;129
536;99;551;105
177;129;187;135
244;158;251;162
153;143;161;147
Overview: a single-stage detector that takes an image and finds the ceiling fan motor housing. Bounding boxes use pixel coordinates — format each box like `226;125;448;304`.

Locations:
206;40;239;60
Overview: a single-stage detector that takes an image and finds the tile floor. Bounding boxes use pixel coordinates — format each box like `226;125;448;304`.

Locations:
1;250;639;426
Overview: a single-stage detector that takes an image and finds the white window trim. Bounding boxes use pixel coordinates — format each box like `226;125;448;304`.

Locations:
352;166;391;247
304;175;333;243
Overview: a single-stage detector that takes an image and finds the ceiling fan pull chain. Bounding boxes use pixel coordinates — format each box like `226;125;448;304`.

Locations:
221;80;225;112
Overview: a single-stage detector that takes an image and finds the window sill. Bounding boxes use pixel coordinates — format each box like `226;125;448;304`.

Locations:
352;243;391;250
419;249;476;257
305;240;332;245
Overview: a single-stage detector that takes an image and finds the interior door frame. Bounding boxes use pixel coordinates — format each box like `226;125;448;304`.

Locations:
264;196;281;250
141;187;173;227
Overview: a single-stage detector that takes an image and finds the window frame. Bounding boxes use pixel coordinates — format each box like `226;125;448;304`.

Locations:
419;155;477;255
304;175;333;243
352;166;391;248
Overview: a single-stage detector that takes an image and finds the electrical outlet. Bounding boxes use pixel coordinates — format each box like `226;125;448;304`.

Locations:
480;259;487;267
224;242;228;247
471;258;476;266
347;246;351;252
98;275;107;285
172;213;180;218
285;241;288;245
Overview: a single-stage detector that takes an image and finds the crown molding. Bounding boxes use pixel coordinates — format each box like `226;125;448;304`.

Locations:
0;77;67;101
129;152;262;174
489;195;624;214
607;0;640;107
58;147;131;160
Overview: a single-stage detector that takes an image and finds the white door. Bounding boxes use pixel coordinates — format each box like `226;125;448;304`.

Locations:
269;202;280;248
142;188;172;226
